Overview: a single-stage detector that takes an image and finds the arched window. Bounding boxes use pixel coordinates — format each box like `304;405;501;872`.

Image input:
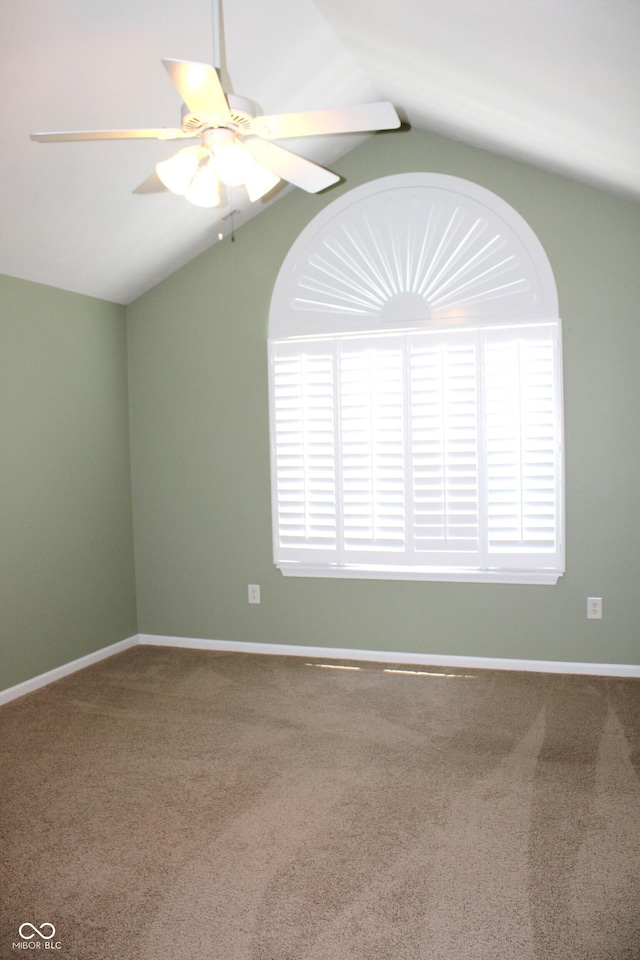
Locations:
268;174;564;584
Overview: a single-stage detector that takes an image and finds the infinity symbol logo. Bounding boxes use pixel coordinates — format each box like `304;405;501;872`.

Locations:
18;923;56;940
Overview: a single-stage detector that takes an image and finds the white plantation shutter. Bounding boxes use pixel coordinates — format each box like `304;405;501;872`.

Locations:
483;326;561;567
409;335;480;562
269;174;563;583
270;323;563;580
339;341;407;559
271;341;338;561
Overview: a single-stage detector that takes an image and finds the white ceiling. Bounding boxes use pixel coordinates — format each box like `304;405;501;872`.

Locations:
1;0;638;305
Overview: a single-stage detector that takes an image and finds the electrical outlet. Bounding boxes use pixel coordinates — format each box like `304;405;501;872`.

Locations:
587;597;602;620
248;584;261;604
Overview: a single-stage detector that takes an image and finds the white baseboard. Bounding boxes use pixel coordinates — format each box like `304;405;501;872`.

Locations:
138;634;640;678
2;633;639;705
0;635;137;706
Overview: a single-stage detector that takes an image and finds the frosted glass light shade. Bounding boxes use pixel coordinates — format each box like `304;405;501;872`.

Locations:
211;141;254;187
185;163;220;208
156;148;201;195
244;163;280;202
212;141;279;199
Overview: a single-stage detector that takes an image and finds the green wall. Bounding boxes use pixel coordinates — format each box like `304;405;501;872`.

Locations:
127;128;640;666
0;276;137;690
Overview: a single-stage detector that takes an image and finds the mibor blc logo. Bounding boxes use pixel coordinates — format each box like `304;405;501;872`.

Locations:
12;923;62;951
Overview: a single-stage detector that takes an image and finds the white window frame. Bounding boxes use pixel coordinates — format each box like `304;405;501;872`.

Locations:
268;174;564;585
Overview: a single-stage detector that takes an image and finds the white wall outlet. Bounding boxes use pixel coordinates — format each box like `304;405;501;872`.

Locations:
248;584;261;604
587;597;602;620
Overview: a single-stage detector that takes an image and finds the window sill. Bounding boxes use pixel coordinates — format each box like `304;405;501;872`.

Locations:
276;562;563;586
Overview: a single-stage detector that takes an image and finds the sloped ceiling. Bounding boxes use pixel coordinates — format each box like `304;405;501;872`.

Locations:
0;0;638;305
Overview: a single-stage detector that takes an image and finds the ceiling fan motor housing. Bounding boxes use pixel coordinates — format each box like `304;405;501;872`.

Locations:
180;94;256;137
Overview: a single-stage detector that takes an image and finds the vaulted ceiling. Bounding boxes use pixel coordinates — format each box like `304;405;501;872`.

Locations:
1;0;638;305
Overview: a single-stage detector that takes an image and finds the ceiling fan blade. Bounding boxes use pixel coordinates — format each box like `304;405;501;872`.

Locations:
133;171;168;195
162;58;231;122
30;128;189;142
251;102;400;140
243;139;339;194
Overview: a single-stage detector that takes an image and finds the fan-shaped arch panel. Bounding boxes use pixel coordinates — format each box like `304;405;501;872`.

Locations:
270;174;558;339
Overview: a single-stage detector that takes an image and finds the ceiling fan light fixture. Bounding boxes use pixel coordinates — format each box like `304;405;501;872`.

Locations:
202;127;279;201
211;144;279;200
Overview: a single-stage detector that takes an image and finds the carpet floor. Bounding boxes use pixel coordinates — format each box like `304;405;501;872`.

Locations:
1;645;639;959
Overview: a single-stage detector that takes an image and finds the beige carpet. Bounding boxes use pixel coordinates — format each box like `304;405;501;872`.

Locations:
1;645;639;959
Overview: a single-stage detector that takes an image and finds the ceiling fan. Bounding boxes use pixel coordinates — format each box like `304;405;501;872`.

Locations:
30;47;400;209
